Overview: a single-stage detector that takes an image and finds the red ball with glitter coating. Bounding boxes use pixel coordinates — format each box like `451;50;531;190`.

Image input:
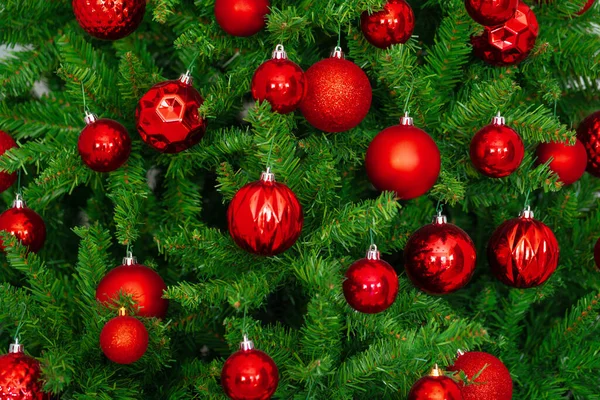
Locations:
448;351;513;400
576;111;600;177
0;198;46;253
0;130;17;193
214;0;270;37
0;344;48;400
78;114;131;172
100;309;149;364
464;0;518;26
360;0;415;49
408;366;463;400
72;0;146;41
535;139;587;185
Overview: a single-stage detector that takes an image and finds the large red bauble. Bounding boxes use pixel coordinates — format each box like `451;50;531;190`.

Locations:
404;214;477;295
408;365;463;400
464;0;518;26
136;73;207;154
576;111;600;177
487;207;559;288
100;309;148;364
360;0;415;49
535;139;587;185
0;197;46;253
448;351;513;400
299;48;372;133
214;0;270;37
365;114;441;200
227;170;303;256
0;130;17;193
72;0;146;41
594;237;600;270
0;342;48;400
78;114;131;173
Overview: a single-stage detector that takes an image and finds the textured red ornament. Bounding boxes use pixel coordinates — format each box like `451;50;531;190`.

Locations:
448;351;513;400
221;337;279;400
576;111;600;177
408;365;463;400
78;113;131;172
343;245;399;314
404;214;477;295
360;0;415;49
470;113;524;178
136;72;207;153
0;341;48;400
0;195;46;253
471;1;539;66
488;207;559;288
214;0;270;37
299;47;372;133
535;139;587;185
100;308;148;364
228;169;303;256
72;0;146;41
465;0;518;26
0;130;17;194
365;113;440;200
594;237;600;270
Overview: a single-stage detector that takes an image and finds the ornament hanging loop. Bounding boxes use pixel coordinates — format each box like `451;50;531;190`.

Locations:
240;335;254;351
520;205;534;219
400;111;414;126
261;167;276;183
366;244;380;260
123;251;137;266
13;193;25;209
179;70;193;86
272;44;287;60
331;46;345;59
492;111;505;126
429;364;442;377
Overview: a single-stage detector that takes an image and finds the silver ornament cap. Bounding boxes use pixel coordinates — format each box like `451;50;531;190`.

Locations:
366;244;380;260
239;335;255;351
9;338;23;354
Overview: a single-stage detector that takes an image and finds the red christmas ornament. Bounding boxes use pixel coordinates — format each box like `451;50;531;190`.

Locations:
408;364;463;400
228;169;303;256
0;340;48;400
594;237;600;270
464;0;518;26
404;213;477;295
299;47;372;133
78;112;131;173
343;244;399;314
96;254;168;319
448;350;513;400
488;207;559;288
471;1;539;66
533;0;595;15
0;130;17;193
577;110;600;177
99;308;148;364
470;113;524;178
365;113;441;200
251;45;306;114
136;72;207;154
360;0;415;49
72;0;146;41
221;336;279;400
0;195;46;253
214;0;270;37
535;139;587;185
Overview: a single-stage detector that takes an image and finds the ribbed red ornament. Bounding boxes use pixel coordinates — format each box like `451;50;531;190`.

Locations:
72;0;146;40
448;351;513;400
214;0;270;37
0;195;46;253
0;341;49;400
99;308;148;364
0;130;17;194
577;111;600;177
360;0;415;49
465;0;518;26
408;365;463;400
78;113;131;172
535;139;587;185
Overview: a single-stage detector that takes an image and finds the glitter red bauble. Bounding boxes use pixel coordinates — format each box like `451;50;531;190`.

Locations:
100;311;149;364
0;199;46;253
464;0;518;26
78;115;131;172
448;351;513;400
0;130;17;193
227;170;303;256
0;348;48;400
136;73;207;154
471;1;539;66
360;0;415;49
576;111;600;177
299;48;372;133
535;139;587;185
488;208;559;288
408;373;463;400
404;214;477;295
72;0;146;41
594;237;600;270
214;0;270;37
365;115;441;200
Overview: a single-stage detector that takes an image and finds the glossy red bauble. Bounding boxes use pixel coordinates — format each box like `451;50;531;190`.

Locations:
78;114;131;172
0;342;48;400
404;214;477;295
0;197;46;253
465;0;518;26
100;309;148;364
136;73;207;153
0;130;17;193
214;0;270;37
408;365;463;400
448;351;513;400
576;111;600;177
360;0;415;49
72;0;146;40
535;139;587;185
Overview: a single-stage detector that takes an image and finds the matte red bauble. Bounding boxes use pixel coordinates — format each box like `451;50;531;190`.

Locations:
576;111;600;177
488;207;559;288
535;139;587;185
96;254;168;319
228;169;303;256
214;0;270;37
365;113;441;200
78;113;131;172
251;45;306;114
0;340;48;400
0;195;46;253
360;0;415;49
0;130;17;193
408;364;463;400
100;308;148;364
470;113;524;178
594;237;600;270
404;214;477;295
299;47;372;133
136;72;207;153
448;351;513;400
221;337;279;400
72;0;146;40
471;1;539;66
465;0;518;26
343;245;399;314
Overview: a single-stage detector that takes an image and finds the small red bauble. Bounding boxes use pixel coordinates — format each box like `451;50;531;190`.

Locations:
0;341;48;400
221;337;279;400
464;0;518;26
576;111;600;177
100;308;148;364
594;237;600;270
470;113;524;178
0;195;46;253
72;0;146;41
448;351;513;400
365;113;441;200
343;245;399;314
214;0;270;37
360;0;415;49
408;364;463;400
78;113;131;172
300;47;372;133
488;207;559;288
0;130;17;193
228;169;303;256
136;72;207;154
535;139;587;185
404;214;477;295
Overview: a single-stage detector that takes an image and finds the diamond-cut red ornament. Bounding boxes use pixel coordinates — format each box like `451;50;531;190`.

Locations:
577;111;600;177
156;95;185;122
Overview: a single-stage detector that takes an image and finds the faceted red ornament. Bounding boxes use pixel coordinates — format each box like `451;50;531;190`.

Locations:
299;47;372;133
470;113;524;178
464;0;518;26
0;340;49;400
136;72;207;153
221;337;279;400
594;237;600;270
404;214;477;295
448;351;513;400
0;130;17;193
471;1;539;66
96;254;168;319
343;245;399;314
0;195;46;253
535;139;587;185
365;113;441;200
100;308;148;364
77;113;131;172
576;111;600;177
228;169;303;256
251;45;306;114
72;0;146;41
214;0;270;37
360;0;415;49
408;364;463;400
488;207;559;288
